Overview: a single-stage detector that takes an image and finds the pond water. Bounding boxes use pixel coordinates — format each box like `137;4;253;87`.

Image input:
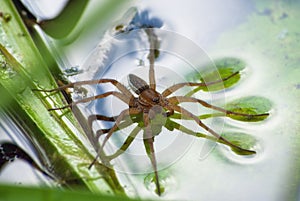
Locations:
1;0;300;201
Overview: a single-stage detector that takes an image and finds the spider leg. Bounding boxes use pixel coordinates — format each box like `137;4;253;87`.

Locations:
106;125;142;161
88;108;141;169
162;71;239;97
168;96;269;118
143;112;161;196
145;28;159;90
87;114;140;162
88;114;116;122
94;116;139;139
88;114;117;135
168;104;256;154
164;118;249;151
33;79;133;98
86;114;117;146
48;91;130;110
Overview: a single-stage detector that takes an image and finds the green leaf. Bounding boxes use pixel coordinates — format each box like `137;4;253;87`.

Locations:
40;1;131;39
186;58;246;95
39;1;89;39
225;96;272;122
220;132;258;155
0;184;141;201
203;57;246;90
165;118;255;155
0;0;124;195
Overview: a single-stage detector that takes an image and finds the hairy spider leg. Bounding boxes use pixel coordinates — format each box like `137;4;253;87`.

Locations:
96;120;136;139
164;118;249;151
106;125;142;160
88;114;139;139
34;79;133;98
168;96;269;118
88;114;117;137
143;112;161;196
169;104;256;154
162;71;239;97
34;79;144;166
87;115;142;161
47;91;130;110
34;79;135;110
145;28;159;90
88;114;116;122
85;114;117;149
88;108;142;169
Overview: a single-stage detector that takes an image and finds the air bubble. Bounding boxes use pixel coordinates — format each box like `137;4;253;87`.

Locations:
144;170;177;196
64;66;83;76
71;85;94;106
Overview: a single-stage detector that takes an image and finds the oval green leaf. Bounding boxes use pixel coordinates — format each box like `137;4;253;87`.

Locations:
187;57;246;93
220;132;258;156
225;96;272;122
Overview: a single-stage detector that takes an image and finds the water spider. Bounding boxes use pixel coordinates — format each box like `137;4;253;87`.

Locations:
34;30;269;196
35;61;269;196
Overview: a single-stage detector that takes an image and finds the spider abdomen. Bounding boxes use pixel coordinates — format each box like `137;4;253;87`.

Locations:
128;74;149;94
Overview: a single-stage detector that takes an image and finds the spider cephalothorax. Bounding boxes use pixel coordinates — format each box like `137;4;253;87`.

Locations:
128;74;167;109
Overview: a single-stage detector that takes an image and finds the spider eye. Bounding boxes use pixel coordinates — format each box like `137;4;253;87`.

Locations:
152;97;160;103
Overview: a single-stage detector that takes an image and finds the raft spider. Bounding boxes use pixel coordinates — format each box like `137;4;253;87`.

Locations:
36;30;269;196
37;65;269;195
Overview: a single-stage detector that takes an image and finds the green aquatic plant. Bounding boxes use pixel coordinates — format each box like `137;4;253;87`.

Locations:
0;0;131;199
